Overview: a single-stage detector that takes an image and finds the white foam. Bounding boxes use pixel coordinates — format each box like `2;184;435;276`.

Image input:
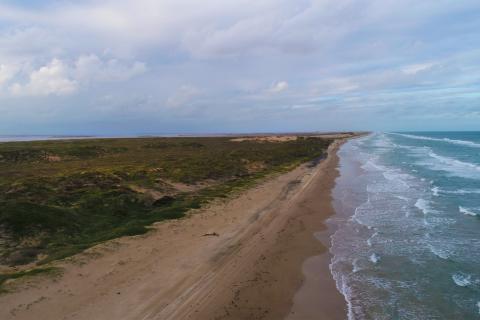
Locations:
416;150;480;180
405;208;411;217
459;206;479;217
441;189;480;195
351;206;368;227
428;151;480;172
371;134;400;152
361;158;386;172
432;186;439;196
367;232;378;247
383;171;411;189
428;217;456;225
352;259;362;273
329;263;355;320
370;253;381;264
452;272;472;287
415;199;434;215
428;244;450;260
393;133;480;148
477;301;480;315
395;144;480;179
444;138;480;148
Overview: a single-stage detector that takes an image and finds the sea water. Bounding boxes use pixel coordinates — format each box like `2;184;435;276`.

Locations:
330;132;480;319
0;135;93;142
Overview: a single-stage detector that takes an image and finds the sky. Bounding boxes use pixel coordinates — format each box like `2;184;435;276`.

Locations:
0;0;479;135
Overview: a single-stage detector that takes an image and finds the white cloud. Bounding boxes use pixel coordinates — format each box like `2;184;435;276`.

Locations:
0;0;395;58
166;85;202;107
268;81;289;93
5;55;146;96
0;0;478;62
0;0;479;132
310;78;359;95
9;59;77;96
74;54;146;83
0;26;63;59
0;64;18;87
0;1;478;65
402;62;435;75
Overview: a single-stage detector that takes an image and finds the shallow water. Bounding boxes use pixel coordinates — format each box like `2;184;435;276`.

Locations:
330;132;480;319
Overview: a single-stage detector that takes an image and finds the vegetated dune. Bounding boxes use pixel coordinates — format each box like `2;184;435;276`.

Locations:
0;135;332;272
0;136;349;320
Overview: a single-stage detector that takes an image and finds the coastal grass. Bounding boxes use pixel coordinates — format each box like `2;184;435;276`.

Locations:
0;136;333;276
0;267;61;293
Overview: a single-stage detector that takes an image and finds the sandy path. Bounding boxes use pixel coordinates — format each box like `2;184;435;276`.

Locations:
0;140;346;320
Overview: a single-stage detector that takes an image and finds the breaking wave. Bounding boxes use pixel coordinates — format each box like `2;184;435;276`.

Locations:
392;133;480;148
459;206;479;217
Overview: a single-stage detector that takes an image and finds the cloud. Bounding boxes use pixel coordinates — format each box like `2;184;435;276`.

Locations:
310;78;359;95
0;64;18;87
0;0;479;62
166;85;202;107
6;55;146;96
0;26;63;59
402;62;435;75
74;54;146;83
0;0;480;132
0;0;411;58
9;59;77;96
268;81;289;93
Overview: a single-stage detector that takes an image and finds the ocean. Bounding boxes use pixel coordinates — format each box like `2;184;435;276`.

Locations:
331;132;480;319
0;135;93;142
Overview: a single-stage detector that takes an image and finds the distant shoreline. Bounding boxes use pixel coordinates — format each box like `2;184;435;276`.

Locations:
0;131;364;143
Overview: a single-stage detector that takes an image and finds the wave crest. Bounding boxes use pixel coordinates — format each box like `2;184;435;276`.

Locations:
392;133;480;148
459;206;479;217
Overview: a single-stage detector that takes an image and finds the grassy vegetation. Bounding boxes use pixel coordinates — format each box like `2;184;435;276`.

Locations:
0;267;61;293
0;136;332;271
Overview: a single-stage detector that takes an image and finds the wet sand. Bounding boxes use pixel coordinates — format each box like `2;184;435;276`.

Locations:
285;141;347;320
0;139;348;320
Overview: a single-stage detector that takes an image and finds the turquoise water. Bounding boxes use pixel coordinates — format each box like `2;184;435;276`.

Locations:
331;132;480;319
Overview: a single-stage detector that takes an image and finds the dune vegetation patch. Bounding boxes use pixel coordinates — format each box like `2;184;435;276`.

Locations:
0;136;332;274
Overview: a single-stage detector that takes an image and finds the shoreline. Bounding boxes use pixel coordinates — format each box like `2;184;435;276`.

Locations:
0;138;348;320
285;139;348;320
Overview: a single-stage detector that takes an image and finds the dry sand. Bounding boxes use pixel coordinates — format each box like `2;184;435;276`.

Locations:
0;139;347;320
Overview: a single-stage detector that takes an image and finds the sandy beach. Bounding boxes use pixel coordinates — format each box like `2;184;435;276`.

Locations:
0;139;347;320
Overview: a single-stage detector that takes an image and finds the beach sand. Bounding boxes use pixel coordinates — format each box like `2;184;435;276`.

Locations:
0;139;347;320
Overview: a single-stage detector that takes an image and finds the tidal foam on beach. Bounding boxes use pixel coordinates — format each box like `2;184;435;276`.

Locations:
330;132;480;319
